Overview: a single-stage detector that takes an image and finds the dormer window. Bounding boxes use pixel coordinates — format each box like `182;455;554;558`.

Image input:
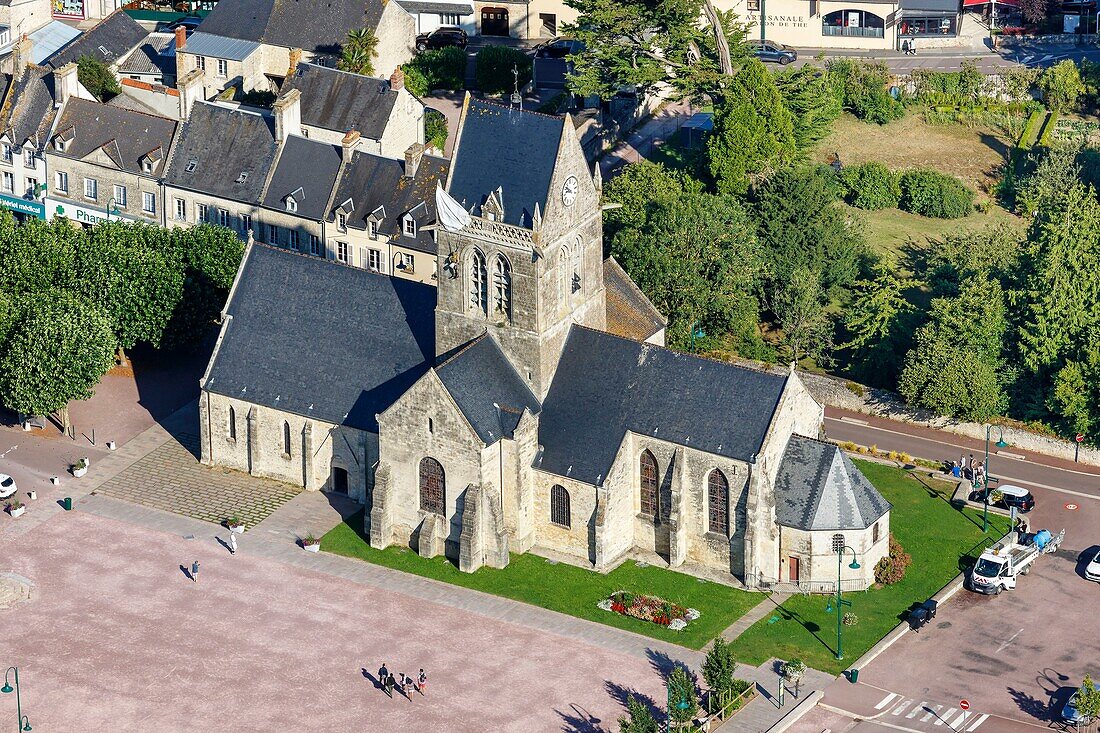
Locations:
368;220;378;239
185;160;197;173
142;159;153;174
337;212;347;231
286;197;298;213
403;215;416;237
54;139;66;152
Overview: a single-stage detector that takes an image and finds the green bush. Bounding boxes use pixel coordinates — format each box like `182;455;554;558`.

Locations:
77;55;120;102
826;58;904;124
475;45;531;95
873;534;911;585
898;169;974;218
403;46;466;95
839;162;900;210
425;108;448;151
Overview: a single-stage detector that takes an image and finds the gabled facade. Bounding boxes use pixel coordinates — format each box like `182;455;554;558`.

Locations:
0;49;55;220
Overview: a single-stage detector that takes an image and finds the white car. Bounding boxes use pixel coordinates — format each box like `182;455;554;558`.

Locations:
1086;547;1100;582
0;474;16;500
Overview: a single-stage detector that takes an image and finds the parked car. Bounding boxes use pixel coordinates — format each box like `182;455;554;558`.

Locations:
415;26;468;52
749;40;797;65
0;474;16;500
1063;681;1100;725
532;37;584;58
968;484;1035;512
1085;546;1100;582
164;16;202;34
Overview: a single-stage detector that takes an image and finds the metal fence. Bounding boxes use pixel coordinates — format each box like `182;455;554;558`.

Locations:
758;577;870;594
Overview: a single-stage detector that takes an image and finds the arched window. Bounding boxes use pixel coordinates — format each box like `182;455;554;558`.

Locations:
282;420;292;456
419;457;445;515
571;240;582;294
557;246;569;303
822;9;885;37
639;450;658;518
492;255;511;317
550;484;570;528
708;469;730;535
227;406;236;440
469;249;487;314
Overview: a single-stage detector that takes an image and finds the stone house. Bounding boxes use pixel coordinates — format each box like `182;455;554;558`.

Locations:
0;43;62;221
325;142;448;283
279;63;424;159
174;30;267;102
201;96;891;589
43;10;148;71
44;69;177;225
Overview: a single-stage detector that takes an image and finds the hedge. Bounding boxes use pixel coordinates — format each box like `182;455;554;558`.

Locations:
898;168;974;219
839;162;900;210
475;45;531;95
402;46;466;96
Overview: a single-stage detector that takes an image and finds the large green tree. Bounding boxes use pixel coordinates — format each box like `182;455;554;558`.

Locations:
611;190;764;351
601;160;700;240
841;261;917;387
0;214;81;296
162;225;246;347
0;290;116;416
617;696;659;733
770;265;833;365
898;280;1009;421
707;59;796;194
774;65;843;152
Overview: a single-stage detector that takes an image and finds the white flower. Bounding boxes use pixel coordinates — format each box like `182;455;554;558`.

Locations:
597;599;613;612
669;619;687;631
686;608;701;620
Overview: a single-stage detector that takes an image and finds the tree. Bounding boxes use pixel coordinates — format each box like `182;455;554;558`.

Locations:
337;28;379;76
610;190;764;352
618;695;659;733
666;666;699;726
707;59;796;195
0;290;116;416
563;0;750;103
77;55;121;102
0;214;81;296
754;165;864;294
702;637;738;703
1020;0;1048;24
1049;347;1100;437
1015;143;1083;217
1074;674;1100;732
898;280;1009;421
925;227;1023;298
602;160;699;240
770;266;833;365
475;45;532;95
161;225;245;347
774;65;843;151
841;261;917;387
1039;60;1085;112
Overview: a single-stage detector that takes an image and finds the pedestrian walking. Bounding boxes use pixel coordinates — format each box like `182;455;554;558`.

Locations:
398;672;412;699
378;662;390;696
416;669;427;696
191;560;200;583
385;673;397;698
229;533;237;555
908;37;917;55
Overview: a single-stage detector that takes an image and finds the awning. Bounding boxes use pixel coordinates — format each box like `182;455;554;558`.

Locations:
962;0;1020;7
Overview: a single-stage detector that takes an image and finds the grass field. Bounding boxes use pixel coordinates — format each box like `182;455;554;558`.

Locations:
321;516;764;649
727;459;1012;675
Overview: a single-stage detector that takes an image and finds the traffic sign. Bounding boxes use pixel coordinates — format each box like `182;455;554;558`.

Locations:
1065;503;1079;511
1077;433;1085;443
960;700;970;711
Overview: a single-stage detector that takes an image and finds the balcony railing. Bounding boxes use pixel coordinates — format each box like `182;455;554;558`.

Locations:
822;24;885;37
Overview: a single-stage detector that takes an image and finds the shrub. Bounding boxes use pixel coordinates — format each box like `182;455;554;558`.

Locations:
845;380;865;397
425;108;448;151
403;46;466;95
898;169;974;218
1038;59;1085;112
77;55;120;102
827;59;904;124
874;534;912;585
843;612;859;626
840;162;900;210
475;45;531;95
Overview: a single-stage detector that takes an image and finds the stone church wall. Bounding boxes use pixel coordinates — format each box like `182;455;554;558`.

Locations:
780;514;890;589
531;472;598;564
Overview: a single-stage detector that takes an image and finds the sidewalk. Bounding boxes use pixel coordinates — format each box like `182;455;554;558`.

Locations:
599;100;696;178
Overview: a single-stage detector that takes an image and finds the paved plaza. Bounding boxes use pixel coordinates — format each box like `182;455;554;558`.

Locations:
0;511;673;731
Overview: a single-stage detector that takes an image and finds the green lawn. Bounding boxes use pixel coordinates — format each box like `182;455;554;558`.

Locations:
727;460;1011;674
321;514;764;649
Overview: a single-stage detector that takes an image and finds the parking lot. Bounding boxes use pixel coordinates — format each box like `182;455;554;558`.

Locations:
854;479;1100;726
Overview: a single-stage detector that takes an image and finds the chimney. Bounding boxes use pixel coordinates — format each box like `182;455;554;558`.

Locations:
341;129;360;163
287;47;302;76
174;26;187;50
177;68;205;120
389;67;404;92
54;62;79;106
404;142;424;179
273;89;302;143
13;35;31;82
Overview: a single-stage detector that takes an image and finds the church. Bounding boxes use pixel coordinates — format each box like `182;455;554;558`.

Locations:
198;96;891;590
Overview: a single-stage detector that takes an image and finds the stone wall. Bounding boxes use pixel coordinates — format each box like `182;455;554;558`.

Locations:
779;516;889;589
46;153;164;224
163;184;257;237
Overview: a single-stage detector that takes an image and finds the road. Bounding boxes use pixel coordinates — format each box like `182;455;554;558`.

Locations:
824;407;1100;502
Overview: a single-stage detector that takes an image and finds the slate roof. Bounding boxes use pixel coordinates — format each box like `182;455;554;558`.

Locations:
329;149;449;254
196;0;388;54
397;0;472;12
0;67;56;149
118;32;175;77
28;21;82;65
536;326;789;485
261;135;343;220
603;257;665;343
447;97;564;228
774;435;892;531
436;334;540;444
204;244;436;431
181;32;260;62
280;63;398;140
50;98;177;176
165;102;277;204
46;11;149;69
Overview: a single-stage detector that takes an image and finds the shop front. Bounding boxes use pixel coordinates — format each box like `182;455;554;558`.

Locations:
47;198;136;227
899;0;961;43
724;0;902;50
0;193;45;221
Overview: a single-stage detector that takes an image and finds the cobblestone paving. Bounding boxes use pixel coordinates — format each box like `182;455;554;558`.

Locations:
95;432;301;528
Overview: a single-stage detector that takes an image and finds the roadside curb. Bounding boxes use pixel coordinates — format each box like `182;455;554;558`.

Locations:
764;690;824;733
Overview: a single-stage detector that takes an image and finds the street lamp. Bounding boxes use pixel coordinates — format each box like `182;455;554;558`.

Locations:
982;424;1008;533
826;534;860;661
2;667;32;732
105;197;122;222
689;320;706;353
666;679;691;733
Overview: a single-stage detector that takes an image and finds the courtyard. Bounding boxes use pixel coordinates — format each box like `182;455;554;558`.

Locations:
0;510;675;731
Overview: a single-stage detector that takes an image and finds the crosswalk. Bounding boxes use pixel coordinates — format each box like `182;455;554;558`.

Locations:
873;692;991;731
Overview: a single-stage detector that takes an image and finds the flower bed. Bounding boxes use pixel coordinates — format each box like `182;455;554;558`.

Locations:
599;591;700;630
